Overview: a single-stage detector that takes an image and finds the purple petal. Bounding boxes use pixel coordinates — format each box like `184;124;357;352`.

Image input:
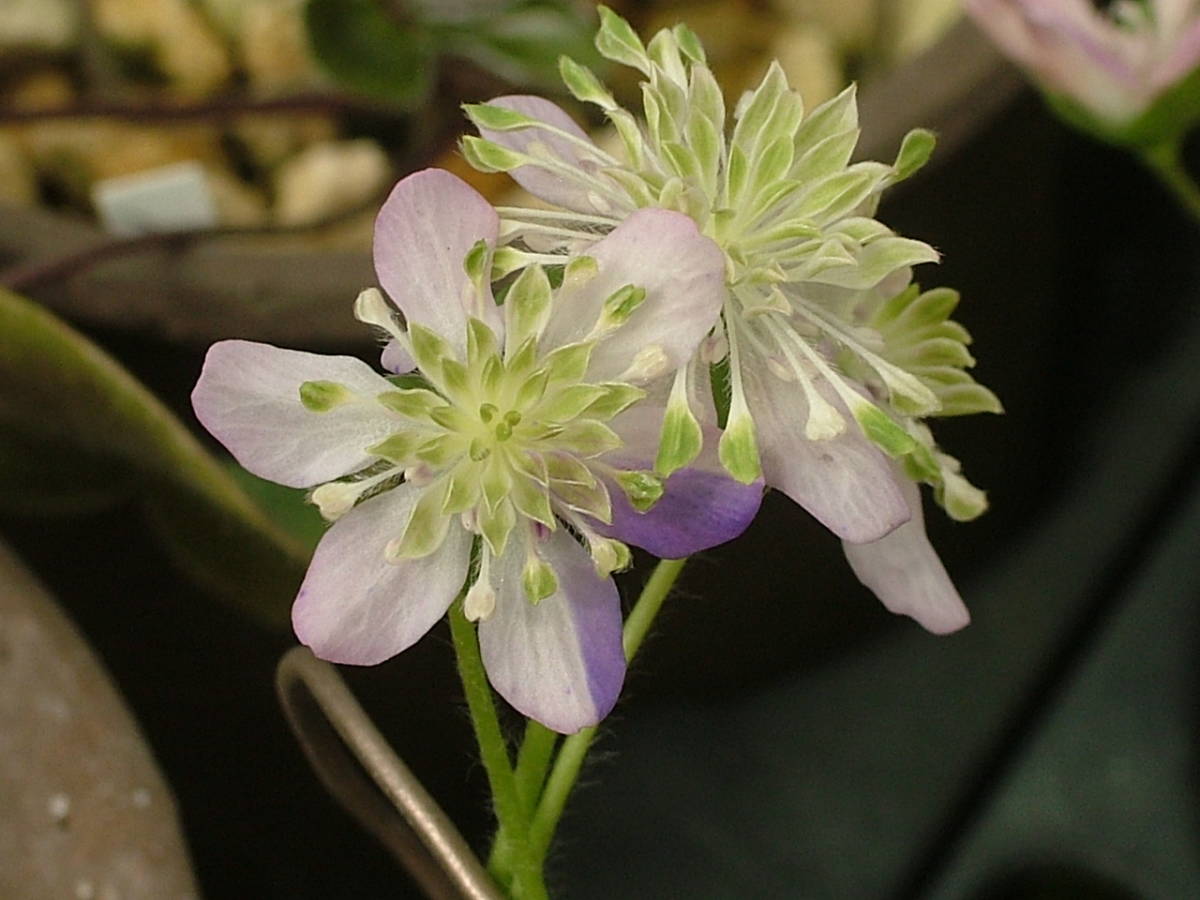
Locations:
293;484;473;664
380;339;415;374
842;477;969;635
478;95;607;213
542;209;726;381
479;530;625;734
743;362;910;543
192;340;396;488
374;169;502;351
592;406;763;558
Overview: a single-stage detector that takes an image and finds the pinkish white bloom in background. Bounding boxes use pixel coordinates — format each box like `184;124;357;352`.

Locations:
966;0;1200;133
192;168;762;733
462;8;1000;634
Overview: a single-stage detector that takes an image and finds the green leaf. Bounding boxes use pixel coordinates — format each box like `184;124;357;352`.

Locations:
304;0;433;108
0;288;307;625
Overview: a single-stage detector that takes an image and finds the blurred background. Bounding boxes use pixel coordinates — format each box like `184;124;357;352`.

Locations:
1;0;1197;897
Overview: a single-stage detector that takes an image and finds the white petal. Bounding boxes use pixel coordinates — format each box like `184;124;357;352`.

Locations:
479;531;625;734
293;484;473;664
842;477;969;634
478;95;607;213
542;209;726;381
744;360;910;543
373;169;502;351
192;340;397;488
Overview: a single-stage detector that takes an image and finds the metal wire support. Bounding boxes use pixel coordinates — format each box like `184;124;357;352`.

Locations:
275;647;503;900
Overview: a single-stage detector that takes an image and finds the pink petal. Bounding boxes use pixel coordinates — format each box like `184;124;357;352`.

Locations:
478;95;608;213
374;169;502;351
542;209;726;381
192;340;396;488
478;531;625;734
842;477;969;634
293;484;473;664
743;363;910;543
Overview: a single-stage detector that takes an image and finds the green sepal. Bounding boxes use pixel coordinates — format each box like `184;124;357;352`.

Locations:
583;382;645;420
482;455;513;510
556;419;622;457
673;22;705;65
552;476;612;523
414;433;463;466
299;380;354;412
536;383;608;423
442;462;483;514
541;341;593;385
408;323;455;373
598;283;647;330
506;264;552;353
466;318;499;369
851;400;917;458
463;239;491;287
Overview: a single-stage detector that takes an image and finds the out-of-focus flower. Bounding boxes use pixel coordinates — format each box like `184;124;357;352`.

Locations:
193;169;761;733
463;7;1001;633
966;0;1200;139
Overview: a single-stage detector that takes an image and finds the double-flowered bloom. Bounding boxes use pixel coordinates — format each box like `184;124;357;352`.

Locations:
193;168;762;733
462;7;1001;633
966;0;1200;138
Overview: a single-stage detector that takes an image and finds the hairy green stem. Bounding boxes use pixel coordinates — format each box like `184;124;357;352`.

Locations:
449;602;547;900
527;557;689;862
1141;139;1200;223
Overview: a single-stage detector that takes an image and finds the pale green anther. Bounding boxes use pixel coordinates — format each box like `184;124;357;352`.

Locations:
478;402;497;423
462;103;536;131
377;388;443;420
368;432;419;464
479;498;516;557
718;412;762;484
595;5;650;74
613;469;664;513
598;284;647;329
506;265;552;352
469;438;491;461
494;420;513;442
390;488;451;559
510;475;556;528
504;410;522;427
563;255;599;290
299;380;354;412
521;555;558;604
460;135;527;173
408;324;453;374
557;419;622;457
892;128;936;182
583;382;645;420
655;400;703;478
851;400;918;458
558;55;616;110
462;239;490;285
